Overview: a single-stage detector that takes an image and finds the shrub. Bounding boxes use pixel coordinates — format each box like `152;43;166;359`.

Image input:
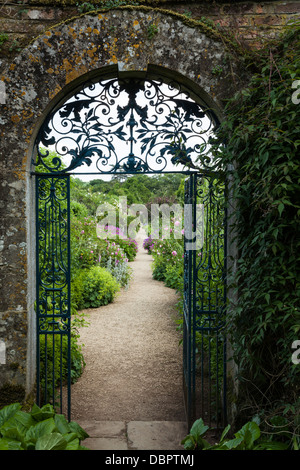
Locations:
105;257;132;288
70;216;108;271
164;262;184;290
39;334;85;392
99;239;128;266
116;237;138;261
39;307;87;395
143;236;154;253
103;225;138;261
72;266;119;309
151;237;183;285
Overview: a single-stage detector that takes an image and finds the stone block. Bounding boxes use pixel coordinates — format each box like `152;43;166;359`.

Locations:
274;3;300;13
127;421;186;450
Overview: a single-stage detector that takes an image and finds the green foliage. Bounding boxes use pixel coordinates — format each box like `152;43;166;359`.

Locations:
87;173;184;205
105;256;133;288
71;200;89;218
71;177;109;216
0;403;89;450
143;236;154;253
164;262;183;290
39;309;87;395
76;1;96;12
69;174;185;299
209;21;300;425
39;334;83;388
76;0;138;13
182;418;290;450
0;34;8;48
72;266;120;309
147;22;158;40
151;235;183;289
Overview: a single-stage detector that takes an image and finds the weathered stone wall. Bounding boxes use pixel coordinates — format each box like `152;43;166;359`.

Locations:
1;0;300;73
0;1;299;409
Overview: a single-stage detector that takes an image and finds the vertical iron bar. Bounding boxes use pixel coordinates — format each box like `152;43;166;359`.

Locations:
191;172;197;423
60;333;63;414
216;330;219;429
187;175;192;428
36;176;40;408
223;183;228;427
44;334;48;405
67;175;71;422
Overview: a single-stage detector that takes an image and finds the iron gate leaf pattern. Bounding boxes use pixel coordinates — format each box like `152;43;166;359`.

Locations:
33;77;217;175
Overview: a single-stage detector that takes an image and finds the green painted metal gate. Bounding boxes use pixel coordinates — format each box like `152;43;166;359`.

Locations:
33;73;227;424
183;172;227;429
35;175;71;421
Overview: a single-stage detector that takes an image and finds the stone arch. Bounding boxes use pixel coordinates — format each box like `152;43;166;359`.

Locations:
0;7;246;400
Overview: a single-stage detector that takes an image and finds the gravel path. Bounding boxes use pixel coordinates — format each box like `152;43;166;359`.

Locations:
69;230;185;423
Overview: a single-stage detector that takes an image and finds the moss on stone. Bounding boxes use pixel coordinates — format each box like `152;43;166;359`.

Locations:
26;3;247;59
27;0;240;5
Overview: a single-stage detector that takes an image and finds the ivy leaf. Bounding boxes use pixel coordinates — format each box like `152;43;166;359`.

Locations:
278;202;284;216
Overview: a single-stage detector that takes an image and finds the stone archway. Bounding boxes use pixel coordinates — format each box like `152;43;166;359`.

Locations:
0;7;245;403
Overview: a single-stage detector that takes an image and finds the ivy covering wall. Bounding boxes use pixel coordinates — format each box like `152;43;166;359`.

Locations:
210;20;300;438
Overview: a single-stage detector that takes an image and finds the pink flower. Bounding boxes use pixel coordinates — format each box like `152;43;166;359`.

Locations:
172;251;177;256
81;230;85;234
174;220;180;226
90;250;93;253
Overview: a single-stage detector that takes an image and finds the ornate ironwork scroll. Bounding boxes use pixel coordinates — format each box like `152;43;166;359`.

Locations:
34;77;218;175
36;175;71;419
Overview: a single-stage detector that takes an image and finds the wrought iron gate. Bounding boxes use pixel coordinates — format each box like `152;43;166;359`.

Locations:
33;72;225;423
183;172;227;430
35;175;71;420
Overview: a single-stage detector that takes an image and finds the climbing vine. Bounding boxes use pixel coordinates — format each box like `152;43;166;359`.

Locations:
209;19;300;440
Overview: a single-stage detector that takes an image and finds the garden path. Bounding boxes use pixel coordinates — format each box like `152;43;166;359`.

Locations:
69;229;186;426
